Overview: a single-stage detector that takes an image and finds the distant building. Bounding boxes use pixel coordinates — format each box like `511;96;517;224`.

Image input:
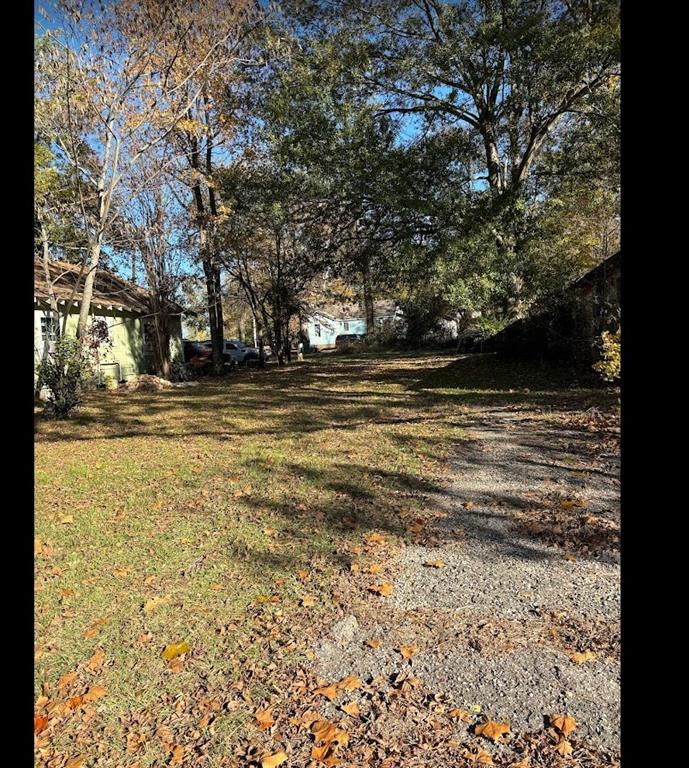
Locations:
34;259;185;383
304;300;402;350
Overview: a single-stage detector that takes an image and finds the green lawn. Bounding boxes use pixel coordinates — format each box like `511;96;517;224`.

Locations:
34;352;614;766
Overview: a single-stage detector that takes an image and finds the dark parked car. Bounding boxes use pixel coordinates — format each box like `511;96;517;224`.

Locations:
335;333;366;349
183;340;211;363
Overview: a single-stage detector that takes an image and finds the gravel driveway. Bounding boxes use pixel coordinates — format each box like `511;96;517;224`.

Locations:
315;405;620;755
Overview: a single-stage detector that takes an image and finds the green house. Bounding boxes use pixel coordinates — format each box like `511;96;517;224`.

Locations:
34;259;185;384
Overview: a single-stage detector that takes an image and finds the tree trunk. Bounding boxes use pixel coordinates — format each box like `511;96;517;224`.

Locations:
363;259;374;334
77;239;102;339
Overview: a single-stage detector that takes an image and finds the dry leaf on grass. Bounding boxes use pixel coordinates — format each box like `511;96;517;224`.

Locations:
370;583;393;597
87;648;104;671
301;595;316;607
297;569;310;581
143;595;170;614
261;751;288;768
83;686;107;702
449;708;471;722
34;715;48;735
365;639;382;649
310;718;349;747
170;745;185;766
255;708;274;731
423;560;445;568
161;642;190;661
475;720;511;741
341;701;359;717
58;672;78;688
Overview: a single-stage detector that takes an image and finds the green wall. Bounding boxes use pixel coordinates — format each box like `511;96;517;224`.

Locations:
34;303;184;382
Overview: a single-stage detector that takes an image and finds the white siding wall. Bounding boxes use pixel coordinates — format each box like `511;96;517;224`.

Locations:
307;315;366;349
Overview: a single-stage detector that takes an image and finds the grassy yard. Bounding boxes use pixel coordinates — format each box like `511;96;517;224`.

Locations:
34;352;615;767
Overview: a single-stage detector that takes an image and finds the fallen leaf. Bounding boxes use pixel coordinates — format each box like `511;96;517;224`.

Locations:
83;686;107;702
34;715;48;735
261;751;288;768
449;708;471;722
423;560;445;568
364;564;382;574
311;719;349;746
363;532;385;545
371;583;393;597
463;747;493;764
87;648;104;671
297;569;310;581
170;745;185;765
161;642;190;661
138;631;153;645
255;708;274;731
398;644;419;660
341;701;359;717
462;501;475;509
406;520;424;534
301;595;316;607
58;671;78;688
143;595;170;614
550;714;577;736
349;562;360;573
365;639;382;649
60;515;74;524
67;696;84;709
338;674;361;691
555;738;573;756
314;684;339;701
569;650;597;664
475;720;511;741
65;758;85;768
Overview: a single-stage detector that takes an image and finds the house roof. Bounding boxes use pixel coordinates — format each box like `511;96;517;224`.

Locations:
34;259;185;315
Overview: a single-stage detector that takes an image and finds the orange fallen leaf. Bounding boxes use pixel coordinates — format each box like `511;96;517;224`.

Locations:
87;648;104;671
83;686;106;702
256;594;280;604
58;671;78;689
338;674;361;691
550;714;577;735
406;520;424;534
65;758;86;768
261;750;288;768
569;650;597;664
349;562;360;573
301;595;316;607
463;747;493;764
423;560;445;568
364;564;382;574
255;708;274;731
34;714;48;735
161;642;190;661
398;644;419;660
364;532;385;545
167;657;184;673
297;569;310;581
371;583;393;597
341;701;359;717
555;738;573;756
475;720;511;741
311;718;349;746
68;696;84;709
365;638;382;649
449;708;471;722
314;684;339;701
170;745;185;765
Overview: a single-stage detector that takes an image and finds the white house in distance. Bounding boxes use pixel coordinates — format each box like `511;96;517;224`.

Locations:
305;299;401;350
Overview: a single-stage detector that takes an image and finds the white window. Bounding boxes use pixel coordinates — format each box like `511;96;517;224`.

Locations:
40;316;59;343
343;321;349;331
314;322;321;337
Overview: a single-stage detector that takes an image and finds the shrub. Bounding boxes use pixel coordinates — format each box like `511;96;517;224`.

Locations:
36;336;95;418
593;327;621;383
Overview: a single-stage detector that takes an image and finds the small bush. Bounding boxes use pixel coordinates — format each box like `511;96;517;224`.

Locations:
593;327;621;383
36;336;95;418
